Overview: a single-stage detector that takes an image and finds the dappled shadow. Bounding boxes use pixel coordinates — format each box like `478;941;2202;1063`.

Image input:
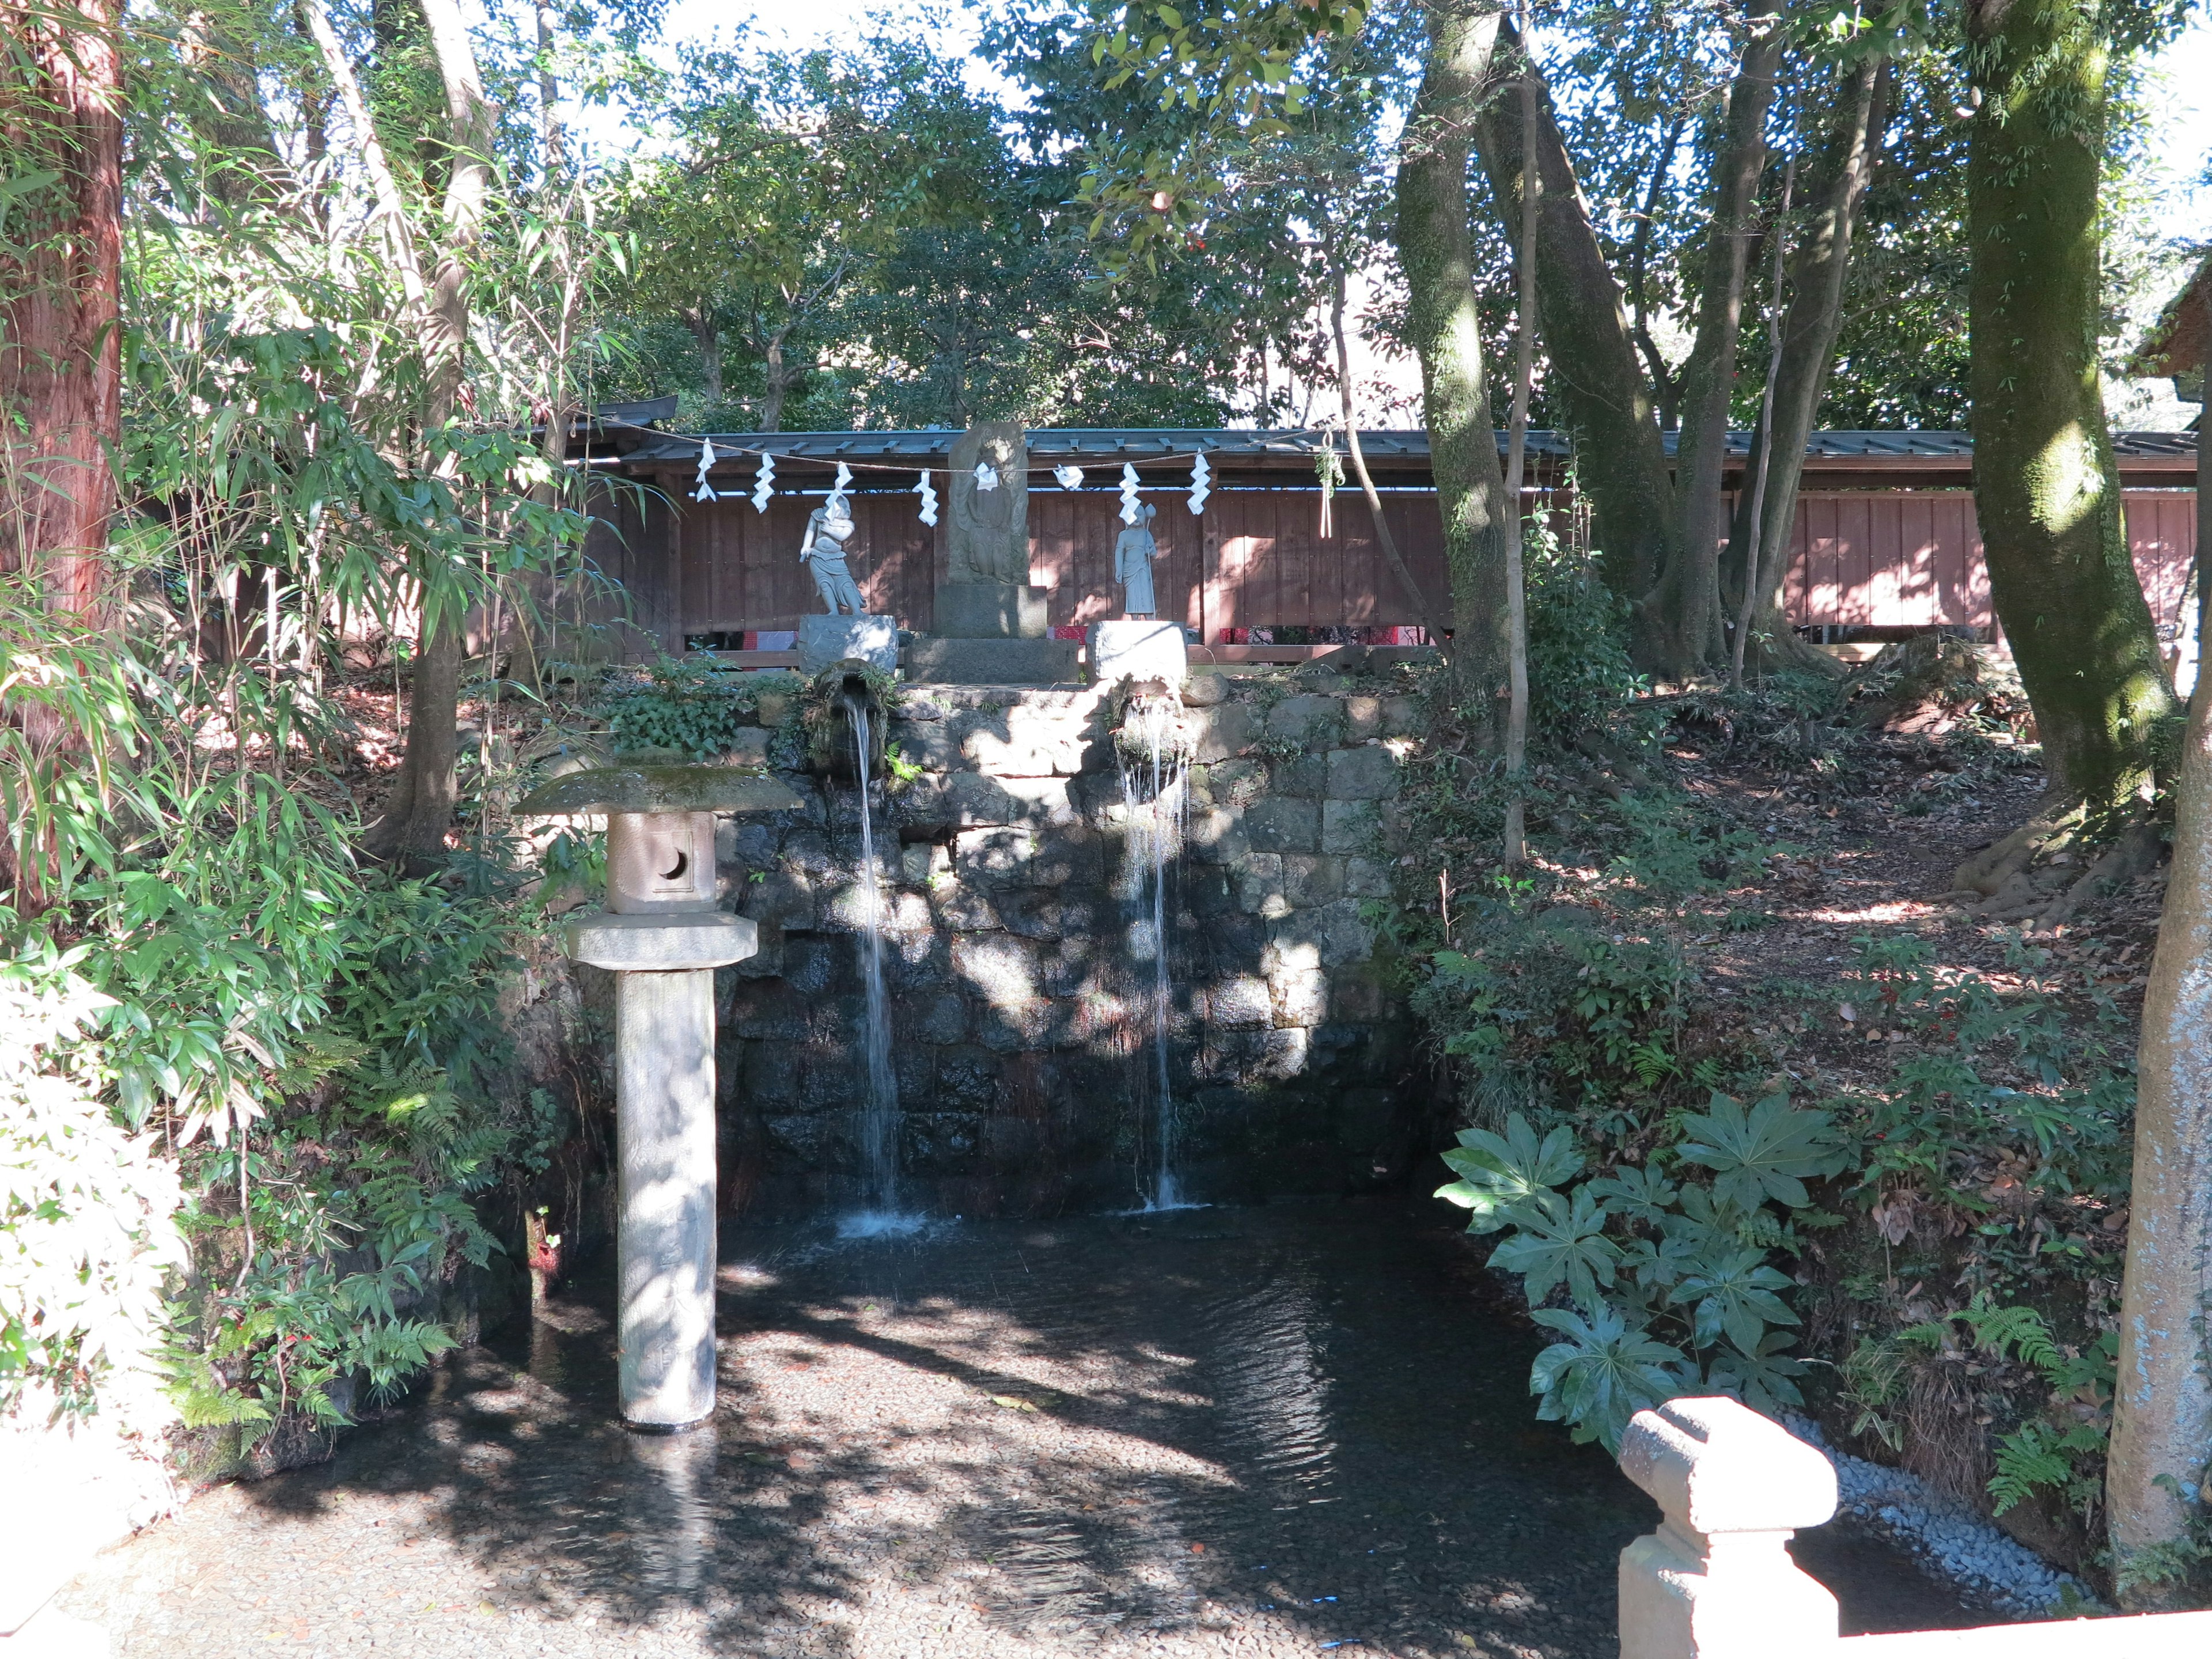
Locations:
156;1200;1982;1657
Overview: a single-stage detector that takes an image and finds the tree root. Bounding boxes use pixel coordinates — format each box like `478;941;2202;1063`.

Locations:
1952;797;2084;897
1949;797;2166;929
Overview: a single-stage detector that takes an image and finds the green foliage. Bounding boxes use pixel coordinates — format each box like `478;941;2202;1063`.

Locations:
0;971;185;1430
1524;523;1649;746
1417;914;1692;1126
1437;1116;1584;1230
1438;1096;1837;1450
1676;1092;1849;1210
603;657;791;762
1895;1296;2119;1519
1529;1303;1688;1450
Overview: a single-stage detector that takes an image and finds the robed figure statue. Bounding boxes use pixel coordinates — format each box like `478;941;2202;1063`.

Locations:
1113;502;1160;618
801;501;865;614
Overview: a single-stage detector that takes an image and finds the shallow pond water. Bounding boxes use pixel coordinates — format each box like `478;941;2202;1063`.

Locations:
60;1198;1986;1657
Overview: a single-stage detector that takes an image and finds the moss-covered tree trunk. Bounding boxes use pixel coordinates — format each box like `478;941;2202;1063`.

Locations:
1725;56;1888;673
1966;0;2171;809
1651;25;1782;679
1471;25;1676;627
1396;1;1510;735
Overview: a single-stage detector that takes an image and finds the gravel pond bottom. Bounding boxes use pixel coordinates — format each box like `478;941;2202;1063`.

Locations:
58;1198;1990;1657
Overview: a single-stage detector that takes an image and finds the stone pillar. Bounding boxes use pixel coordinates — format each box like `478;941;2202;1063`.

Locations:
1615;1397;1839;1659
615;968;718;1428
567;910;758;1429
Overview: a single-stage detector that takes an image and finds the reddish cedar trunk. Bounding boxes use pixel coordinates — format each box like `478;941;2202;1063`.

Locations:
0;0;124;621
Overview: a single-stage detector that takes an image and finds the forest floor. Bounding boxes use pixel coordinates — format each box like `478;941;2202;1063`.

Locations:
1664;721;2161;1093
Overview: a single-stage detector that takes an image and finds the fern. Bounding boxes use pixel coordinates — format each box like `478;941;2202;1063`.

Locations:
1954;1294;2063;1375
1988;1419;2104;1514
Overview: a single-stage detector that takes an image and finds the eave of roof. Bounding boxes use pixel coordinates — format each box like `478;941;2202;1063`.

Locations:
606;426;2199;476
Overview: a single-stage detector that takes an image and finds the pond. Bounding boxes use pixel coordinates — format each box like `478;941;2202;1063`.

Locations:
59;1198;1983;1657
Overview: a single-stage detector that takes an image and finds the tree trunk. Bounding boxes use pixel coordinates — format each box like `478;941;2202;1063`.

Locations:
0;0;123;624
762;329;793;434
1396;0;1510;732
1966;0;2172;810
1649;24;1782;679
1730;157;1793;689
1471;24;1676;622
1627;113;1688;431
1724;57;1888;674
362;0;494;869
686;309;724;407
1329;260;1451;653
1501;10;1538;862
2108;679;2212;1600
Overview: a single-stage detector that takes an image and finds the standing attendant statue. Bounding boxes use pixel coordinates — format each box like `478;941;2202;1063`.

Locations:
1114;502;1160;619
801;499;865;615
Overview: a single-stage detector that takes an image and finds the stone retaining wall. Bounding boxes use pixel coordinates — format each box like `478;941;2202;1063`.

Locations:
702;673;1429;1217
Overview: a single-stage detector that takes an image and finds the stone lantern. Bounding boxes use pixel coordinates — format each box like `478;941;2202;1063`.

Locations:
518;757;803;1430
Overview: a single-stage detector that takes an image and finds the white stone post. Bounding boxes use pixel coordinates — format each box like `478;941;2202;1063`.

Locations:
568;910;757;1430
1616;1397;1840;1659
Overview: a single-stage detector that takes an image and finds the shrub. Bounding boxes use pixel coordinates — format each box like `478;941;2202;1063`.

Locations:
604;656;797;760
0;968;185;1431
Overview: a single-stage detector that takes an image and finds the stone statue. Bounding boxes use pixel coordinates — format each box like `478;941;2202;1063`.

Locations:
800;499;865;614
945;422;1029;585
1114;503;1160;618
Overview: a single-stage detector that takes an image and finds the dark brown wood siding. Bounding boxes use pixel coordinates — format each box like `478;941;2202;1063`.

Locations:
602;478;2197;653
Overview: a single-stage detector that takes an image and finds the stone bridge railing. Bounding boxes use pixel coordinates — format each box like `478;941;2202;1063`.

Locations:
1616;1397;2212;1659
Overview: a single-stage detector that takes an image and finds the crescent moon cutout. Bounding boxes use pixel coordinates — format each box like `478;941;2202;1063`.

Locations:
661;849;689;881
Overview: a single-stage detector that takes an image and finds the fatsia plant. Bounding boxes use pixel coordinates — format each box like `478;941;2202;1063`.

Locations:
1528;1304;1690;1451
1439;1097;1842;1449
1675;1090;1849;1208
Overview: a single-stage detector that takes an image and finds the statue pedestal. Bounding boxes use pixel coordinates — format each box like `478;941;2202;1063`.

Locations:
566;911;758;1429
798;613;897;676
1090;620;1188;686
910;582;1075;684
933;582;1050;640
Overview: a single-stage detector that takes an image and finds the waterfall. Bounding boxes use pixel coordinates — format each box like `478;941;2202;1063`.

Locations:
1118;692;1191;1210
842;689;911;1236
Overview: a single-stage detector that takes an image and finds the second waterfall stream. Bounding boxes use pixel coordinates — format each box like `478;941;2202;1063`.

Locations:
1117;688;1192;1210
842;685;912;1236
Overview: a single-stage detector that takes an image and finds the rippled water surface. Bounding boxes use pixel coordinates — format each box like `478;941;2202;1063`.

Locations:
60;1199;1983;1657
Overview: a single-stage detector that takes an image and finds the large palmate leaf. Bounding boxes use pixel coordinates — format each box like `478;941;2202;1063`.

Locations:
1703;1329;1810;1416
1587;1161;1679;1226
1529;1304;1690;1451
1435;1113;1584;1234
1674;1092;1845;1210
1488;1187;1620;1305
1669;1247;1801;1353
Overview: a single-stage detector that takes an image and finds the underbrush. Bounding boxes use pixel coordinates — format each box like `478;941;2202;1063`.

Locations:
1386;552;2145;1587
1;494;590;1475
